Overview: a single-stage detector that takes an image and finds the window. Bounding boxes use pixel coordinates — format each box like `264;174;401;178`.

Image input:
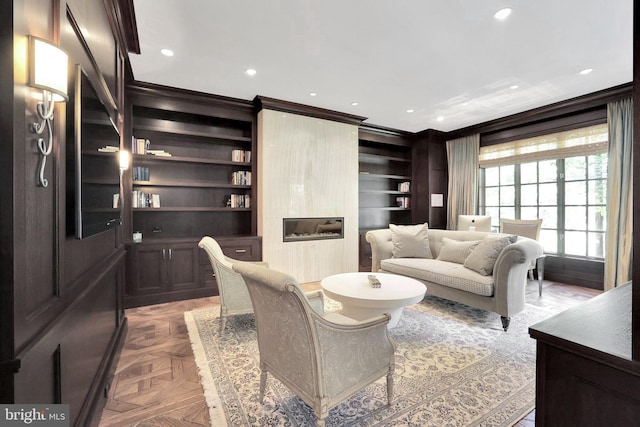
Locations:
479;124;608;259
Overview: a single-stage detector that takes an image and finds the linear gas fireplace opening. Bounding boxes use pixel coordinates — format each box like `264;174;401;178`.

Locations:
283;217;344;242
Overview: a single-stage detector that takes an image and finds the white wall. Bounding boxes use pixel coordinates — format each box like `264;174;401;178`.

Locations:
257;109;359;282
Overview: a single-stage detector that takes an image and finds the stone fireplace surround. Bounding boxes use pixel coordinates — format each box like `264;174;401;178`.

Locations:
257;109;359;283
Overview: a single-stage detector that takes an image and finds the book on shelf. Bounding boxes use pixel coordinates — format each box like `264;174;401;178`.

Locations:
398;181;410;192
232;170;251;185
132;190;160;208
231;149;251;163
396;196;410;209
147;149;172;157
98;145;120;153
131;137;150;155
133;166;150;181
229;194;250;208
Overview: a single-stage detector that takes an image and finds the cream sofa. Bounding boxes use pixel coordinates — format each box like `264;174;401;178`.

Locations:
365;226;543;331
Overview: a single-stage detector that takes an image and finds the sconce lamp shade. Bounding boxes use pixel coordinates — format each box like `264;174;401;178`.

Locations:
119;150;130;170
28;36;69;102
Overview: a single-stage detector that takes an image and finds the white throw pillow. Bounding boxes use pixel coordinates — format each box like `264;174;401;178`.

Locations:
464;234;517;276
436;238;481;264
390;223;433;259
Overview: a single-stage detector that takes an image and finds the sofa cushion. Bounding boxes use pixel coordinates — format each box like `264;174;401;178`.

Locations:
436;237;481;264
381;258;494;297
390;223;433;259
464;234;517;276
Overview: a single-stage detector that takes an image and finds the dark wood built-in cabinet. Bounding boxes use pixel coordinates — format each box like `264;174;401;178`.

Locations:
123;84;262;307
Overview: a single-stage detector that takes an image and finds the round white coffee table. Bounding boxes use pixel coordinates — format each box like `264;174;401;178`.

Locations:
320;272;427;328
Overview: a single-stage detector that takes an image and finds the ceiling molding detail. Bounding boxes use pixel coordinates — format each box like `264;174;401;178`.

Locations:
254;96;367;126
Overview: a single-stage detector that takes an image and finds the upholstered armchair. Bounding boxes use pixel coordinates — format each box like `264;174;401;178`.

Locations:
198;236;268;332
500;218;545;295
232;262;396;427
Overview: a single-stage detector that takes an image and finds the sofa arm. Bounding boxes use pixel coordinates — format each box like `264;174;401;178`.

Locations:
492;238;544;317
365;229;394;272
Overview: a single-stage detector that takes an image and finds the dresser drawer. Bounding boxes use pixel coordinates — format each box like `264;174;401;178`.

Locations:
199;236;263;264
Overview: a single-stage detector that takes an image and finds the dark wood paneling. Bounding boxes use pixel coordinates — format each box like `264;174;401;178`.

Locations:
543;256;604;290
411;129;447;229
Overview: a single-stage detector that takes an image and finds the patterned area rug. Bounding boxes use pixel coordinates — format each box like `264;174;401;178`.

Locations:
184;295;561;427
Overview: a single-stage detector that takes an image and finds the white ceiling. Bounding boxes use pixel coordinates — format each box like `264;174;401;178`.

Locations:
129;0;633;133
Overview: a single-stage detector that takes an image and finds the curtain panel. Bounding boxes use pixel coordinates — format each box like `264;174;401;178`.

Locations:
446;134;480;230
604;98;633;290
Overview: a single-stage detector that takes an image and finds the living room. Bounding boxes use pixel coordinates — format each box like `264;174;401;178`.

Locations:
2;1;640;426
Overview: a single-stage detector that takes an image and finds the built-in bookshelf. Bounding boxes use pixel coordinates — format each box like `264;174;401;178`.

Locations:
124;83;261;307
358;134;413;230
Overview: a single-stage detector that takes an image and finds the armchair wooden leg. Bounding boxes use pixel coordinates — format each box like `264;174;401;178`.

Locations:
386;372;394;406
219;313;227;334
259;368;267;403
500;316;511;331
536;256;545;296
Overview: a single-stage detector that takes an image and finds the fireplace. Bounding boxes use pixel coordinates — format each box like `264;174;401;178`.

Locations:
283;217;344;242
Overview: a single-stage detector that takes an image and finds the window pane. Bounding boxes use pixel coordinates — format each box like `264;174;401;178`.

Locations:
539;160;557;182
588;232;605;258
500;207;515;220
540;229;557;253
588;154;607;179
485;187;499;206
521;184;538;206
565;231;587;256
485;167;499;186
521;162;537;184
565;181;586;205
485;207;500;227
588;207;607;231
565;156;586;181
539;183;557;205
500;185;515;205
566;206;586;230
539;206;557;228
500;165;515;185
589;179;607;205
521;207;539;220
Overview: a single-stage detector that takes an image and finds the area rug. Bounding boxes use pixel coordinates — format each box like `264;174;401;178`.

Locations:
185;295;561;427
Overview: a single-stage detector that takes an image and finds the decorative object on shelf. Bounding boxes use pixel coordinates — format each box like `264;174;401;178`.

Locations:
133;231;142;243
368;274;382;288
27;35;69;187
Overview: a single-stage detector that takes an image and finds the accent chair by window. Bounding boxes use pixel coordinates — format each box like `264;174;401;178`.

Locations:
499;218;545;295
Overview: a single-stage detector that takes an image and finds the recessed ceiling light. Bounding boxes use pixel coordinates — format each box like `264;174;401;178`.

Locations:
309;92;317;96
462;102;469;106
494;8;512;20
436;116;444;122
579;68;593;75
160;48;174;57
406;109;415;113
245;68;257;76
510;85;519;89
351;102;359;106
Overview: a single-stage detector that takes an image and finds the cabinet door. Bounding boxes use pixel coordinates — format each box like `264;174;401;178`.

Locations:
129;243;167;295
167;243;200;291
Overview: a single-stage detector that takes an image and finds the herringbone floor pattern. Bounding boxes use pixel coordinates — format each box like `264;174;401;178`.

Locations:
98;280;599;426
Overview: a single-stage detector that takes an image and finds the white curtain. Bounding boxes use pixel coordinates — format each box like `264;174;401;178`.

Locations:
604;98;633;290
446;134;479;230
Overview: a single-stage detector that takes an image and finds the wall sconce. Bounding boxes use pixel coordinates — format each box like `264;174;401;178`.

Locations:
119;150;130;173
28;35;69;187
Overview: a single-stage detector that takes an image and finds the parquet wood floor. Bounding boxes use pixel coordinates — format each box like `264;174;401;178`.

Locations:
98;280;600;427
